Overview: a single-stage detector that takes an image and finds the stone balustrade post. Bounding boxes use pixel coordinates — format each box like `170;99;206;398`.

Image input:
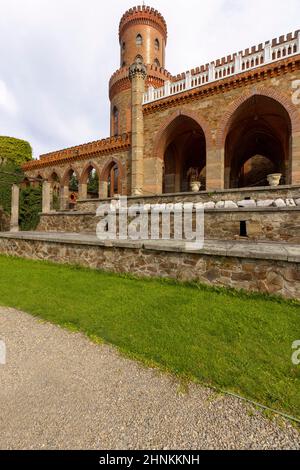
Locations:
10;184;19;232
264;43;272;63
164;80;171;97
234;54;242;73
42;181;51;213
208;63;215;82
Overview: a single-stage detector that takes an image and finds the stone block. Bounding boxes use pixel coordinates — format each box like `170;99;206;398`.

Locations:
286;199;296;207
273;199;286;208
204;202;215;209
237;200;256;208
224;200;238;209
215;201;225;209
257;199;274;207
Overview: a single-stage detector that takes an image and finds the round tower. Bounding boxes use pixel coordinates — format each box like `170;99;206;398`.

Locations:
109;5;170;137
119;5;167;69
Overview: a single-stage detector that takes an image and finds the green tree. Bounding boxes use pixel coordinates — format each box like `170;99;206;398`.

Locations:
0;136;32;166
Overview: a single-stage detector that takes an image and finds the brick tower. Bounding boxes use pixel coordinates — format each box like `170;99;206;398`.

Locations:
109;5;169;138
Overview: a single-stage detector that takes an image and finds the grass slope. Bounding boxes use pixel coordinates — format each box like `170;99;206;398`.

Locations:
0;255;299;418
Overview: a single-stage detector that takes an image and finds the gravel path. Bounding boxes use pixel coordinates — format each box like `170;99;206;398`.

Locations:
0;307;299;450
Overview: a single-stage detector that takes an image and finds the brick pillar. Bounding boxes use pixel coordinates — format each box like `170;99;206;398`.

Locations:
42;181;51;213
129;59;147;196
10;184;19;232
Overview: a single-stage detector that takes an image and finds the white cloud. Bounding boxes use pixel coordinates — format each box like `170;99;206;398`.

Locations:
0;80;18;116
0;0;299;158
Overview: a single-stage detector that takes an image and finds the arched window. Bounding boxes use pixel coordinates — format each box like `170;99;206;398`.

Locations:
154;58;160;68
122;61;126;67
113;106;119;137
155;38;160;51
122;41;126;51
136;34;143;46
135;55;143;64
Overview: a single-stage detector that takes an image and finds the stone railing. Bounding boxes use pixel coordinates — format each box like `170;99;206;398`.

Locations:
143;30;300;104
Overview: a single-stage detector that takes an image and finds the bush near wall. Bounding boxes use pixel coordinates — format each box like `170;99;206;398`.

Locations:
0;161;24;214
19;187;42;231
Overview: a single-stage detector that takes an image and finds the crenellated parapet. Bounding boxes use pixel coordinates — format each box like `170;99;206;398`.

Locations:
119;5;167;43
22;133;131;170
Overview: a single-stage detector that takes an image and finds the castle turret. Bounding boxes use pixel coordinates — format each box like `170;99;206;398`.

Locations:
109;5;170;137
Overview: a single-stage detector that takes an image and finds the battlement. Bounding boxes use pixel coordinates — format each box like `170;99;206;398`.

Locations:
22;133;131;171
119;5;168;42
144;29;300;103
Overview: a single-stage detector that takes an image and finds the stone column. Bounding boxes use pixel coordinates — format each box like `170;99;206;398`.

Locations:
60;186;68;211
99;180;108;199
206;148;224;191
79;183;87;200
42;181;51;213
129;59;147;196
10;184;19;232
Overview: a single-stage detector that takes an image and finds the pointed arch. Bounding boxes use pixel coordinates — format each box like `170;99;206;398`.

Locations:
153;109;213;161
152;109;212;193
216;86;300;149
100;157;125;198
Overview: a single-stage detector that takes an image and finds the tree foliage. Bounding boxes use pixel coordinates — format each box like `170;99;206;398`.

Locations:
19;187;42;231
0;136;32;166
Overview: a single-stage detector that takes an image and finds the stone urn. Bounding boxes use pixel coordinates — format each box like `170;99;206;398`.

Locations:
267;173;282;187
190;181;201;192
187;167;201;193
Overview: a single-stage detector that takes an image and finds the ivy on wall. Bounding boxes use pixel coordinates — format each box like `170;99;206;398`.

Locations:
0;136;32;166
0;136;41;231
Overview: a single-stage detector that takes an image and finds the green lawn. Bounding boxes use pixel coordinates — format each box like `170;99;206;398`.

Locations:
0;254;299;419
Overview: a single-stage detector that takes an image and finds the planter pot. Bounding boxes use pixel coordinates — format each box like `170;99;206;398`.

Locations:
190;181;201;192
267;173;282;187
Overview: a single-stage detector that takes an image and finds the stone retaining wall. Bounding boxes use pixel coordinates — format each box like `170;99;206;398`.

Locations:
38;207;300;243
0;236;299;299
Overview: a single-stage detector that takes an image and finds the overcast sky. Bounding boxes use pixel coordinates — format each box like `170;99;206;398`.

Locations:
0;0;298;158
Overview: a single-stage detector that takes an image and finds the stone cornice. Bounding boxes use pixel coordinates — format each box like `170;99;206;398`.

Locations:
22;134;131;171
143;55;300;115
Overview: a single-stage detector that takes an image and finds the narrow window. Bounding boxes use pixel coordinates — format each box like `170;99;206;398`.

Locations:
136;34;143;46
113;106;119;137
155;38;160;51
240;221;248;237
154;58;160;68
